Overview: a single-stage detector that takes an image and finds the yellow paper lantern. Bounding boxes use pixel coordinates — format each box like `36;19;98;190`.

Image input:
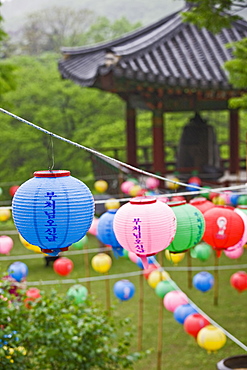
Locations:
212;195;226;205
197;325;227;353
91;253;112;273
19;234;44;254
166;177;180;190
165;249;185;265
94;180;108;193
105;198;120;210
147;269;171;288
0;208;11;222
128;184;142;197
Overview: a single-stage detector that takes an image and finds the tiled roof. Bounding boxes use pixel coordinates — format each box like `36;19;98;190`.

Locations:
58;5;247;91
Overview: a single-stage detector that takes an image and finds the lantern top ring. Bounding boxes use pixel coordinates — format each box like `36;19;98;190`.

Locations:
216;205;234;210
168;200;186;207
237;205;247;210
130;196;156;205
190;198;207;205
33;170;71;178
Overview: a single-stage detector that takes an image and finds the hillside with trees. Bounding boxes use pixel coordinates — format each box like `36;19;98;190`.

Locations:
1;0;184;34
0;0;246;196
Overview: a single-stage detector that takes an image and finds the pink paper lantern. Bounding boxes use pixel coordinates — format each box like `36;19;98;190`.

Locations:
146;177;160;190
121;181;136;194
222;208;247;253
128;251;139;263
87;217;99;236
171;195;185;202
113;196;177;268
0;236;14;255
163;290;189;312
224;246;244;259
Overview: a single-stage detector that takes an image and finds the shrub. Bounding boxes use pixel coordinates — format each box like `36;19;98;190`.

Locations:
0;278;142;369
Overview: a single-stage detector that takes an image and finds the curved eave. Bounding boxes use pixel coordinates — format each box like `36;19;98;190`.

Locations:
58;6;247;92
60;8;182;56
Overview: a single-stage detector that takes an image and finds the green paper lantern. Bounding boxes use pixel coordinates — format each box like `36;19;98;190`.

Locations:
167;201;205;253
67;284;88;304
123;248;130;259
155;280;176;298
237;195;247;206
190;242;212;262
200;186;211;199
72;235;88;250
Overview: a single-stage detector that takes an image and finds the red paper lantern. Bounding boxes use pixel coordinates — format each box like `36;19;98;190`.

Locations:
203;206;244;253
53;257;74;276
9;185;19;197
208;191;219;201
184;313;210;338
188;176;202;186
230;271;247;292
143;263;158;279
189;197;215;214
24;287;41;308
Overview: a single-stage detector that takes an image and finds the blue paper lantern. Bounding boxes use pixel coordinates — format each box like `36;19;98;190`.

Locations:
230;193;239;207
193;271;214;292
136;255;156;269
113;279;135;301
173;303;197;324
97;209;124;257
186;182;200;192
8;261;28;282
12;170;94;255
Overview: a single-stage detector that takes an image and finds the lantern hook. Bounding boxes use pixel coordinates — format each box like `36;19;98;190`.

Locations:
48;134;55;172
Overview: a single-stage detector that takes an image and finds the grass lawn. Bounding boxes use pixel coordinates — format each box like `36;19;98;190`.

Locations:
0;221;247;370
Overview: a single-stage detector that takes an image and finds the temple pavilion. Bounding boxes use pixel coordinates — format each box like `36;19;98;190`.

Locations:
58;3;247;182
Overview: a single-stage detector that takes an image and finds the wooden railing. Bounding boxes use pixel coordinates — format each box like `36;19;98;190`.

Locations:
95;142;246;174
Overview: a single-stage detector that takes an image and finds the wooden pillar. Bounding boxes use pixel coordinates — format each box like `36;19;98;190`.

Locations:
229;110;239;174
152;110;165;174
126;103;137;166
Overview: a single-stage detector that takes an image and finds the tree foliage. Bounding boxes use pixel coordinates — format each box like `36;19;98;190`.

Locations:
0;1;17;99
224;38;247;108
182;0;246;33
0;54;125;187
0;278;143;369
19;7;141;55
81;16;142;44
182;0;247;109
20;7;97;54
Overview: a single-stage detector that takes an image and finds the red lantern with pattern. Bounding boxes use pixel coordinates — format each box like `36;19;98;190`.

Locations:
203;206;244;254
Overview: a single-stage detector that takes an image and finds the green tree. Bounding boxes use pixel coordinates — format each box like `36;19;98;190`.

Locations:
0;278;143;369
82;16;142;44
19;9;142;55
182;0;247;109
20;7;97;55
182;0;246;33
0;1;16;99
225;38;247;109
0;54;125;187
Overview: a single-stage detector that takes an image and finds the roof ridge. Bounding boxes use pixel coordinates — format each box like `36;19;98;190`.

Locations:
111;13;183;56
60;5;188;56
